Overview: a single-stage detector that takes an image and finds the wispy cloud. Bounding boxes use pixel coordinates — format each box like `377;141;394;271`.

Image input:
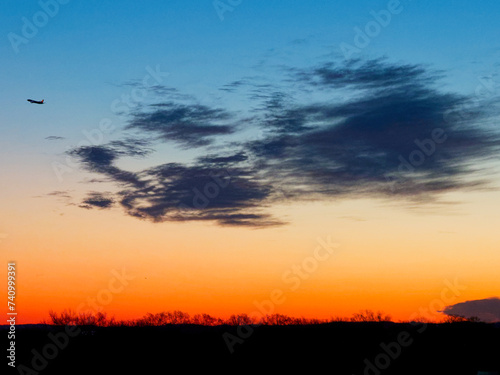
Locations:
247;58;499;202
118;162;283;227
80;192;115;209
47;190;72;198
45;135;65;141
66;57;500;227
68;138;152;189
126;102;237;148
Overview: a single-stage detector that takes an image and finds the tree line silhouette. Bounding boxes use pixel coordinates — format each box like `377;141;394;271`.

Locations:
45;309;480;327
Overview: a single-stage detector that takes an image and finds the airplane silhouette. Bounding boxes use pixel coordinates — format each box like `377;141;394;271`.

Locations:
27;99;44;104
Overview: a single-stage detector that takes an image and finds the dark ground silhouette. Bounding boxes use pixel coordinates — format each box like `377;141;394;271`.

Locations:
3;321;499;374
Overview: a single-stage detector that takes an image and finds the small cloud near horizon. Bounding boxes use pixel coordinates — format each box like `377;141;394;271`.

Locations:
443;297;500;322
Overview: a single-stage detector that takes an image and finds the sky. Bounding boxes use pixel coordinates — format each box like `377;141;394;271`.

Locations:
1;0;500;324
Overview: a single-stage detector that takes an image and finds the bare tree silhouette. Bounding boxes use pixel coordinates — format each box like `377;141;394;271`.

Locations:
47;308;486;327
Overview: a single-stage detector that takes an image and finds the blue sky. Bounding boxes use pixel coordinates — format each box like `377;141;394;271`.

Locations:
2;2;499;92
3;1;499;96
0;0;500;220
1;0;499;219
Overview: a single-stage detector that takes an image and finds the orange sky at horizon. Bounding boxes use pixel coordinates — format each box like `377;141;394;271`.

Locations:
2;187;499;325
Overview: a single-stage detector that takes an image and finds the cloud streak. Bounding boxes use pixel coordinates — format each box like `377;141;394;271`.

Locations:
67;57;500;227
80;192;115;210
126;102;237;148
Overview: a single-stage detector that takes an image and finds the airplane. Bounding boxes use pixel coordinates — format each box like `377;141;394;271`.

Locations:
27;99;44;104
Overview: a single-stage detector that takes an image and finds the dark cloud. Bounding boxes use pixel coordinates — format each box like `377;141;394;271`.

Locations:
44;190;74;205
47;190;71;198
68;138;152;189
69;141;280;226
220;79;248;93
107;138;153;157
290;58;441;91
45;136;65;141
117;163;282;227
197;152;248;165
121;80;195;101
148;85;194;100
443;298;500;322
126;102;236;148
67;57;500;227
81;192;115;209
71;146;117;169
247;59;500;201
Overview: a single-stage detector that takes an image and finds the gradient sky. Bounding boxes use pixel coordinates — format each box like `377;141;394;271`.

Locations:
1;0;500;324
